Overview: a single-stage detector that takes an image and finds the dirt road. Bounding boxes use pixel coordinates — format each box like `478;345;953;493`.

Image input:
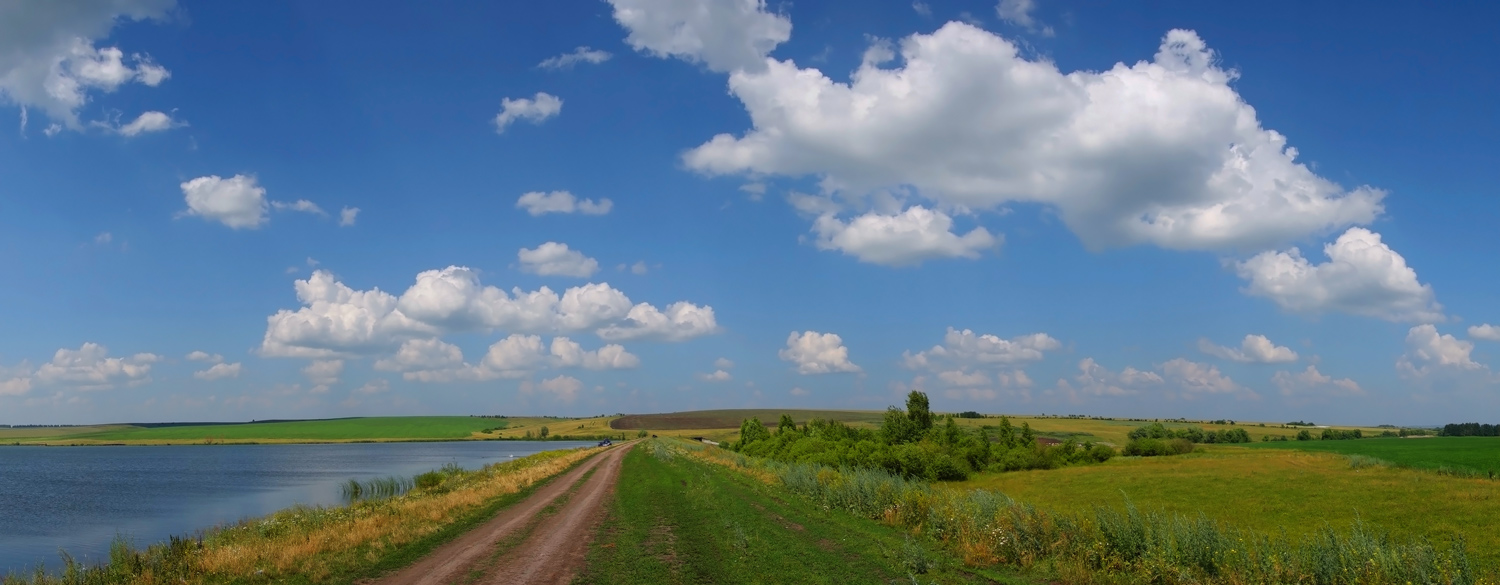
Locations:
370;443;631;585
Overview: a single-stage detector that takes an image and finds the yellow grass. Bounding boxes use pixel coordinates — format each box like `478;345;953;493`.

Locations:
189;446;598;582
951;415;1385;446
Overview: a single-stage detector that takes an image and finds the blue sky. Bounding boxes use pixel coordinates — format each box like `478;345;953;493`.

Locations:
2;0;1497;426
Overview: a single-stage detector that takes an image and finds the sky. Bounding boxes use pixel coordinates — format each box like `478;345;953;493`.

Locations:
1;0;1497;426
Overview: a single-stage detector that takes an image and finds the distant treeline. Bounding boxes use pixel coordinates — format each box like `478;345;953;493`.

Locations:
1128;422;1252;444
1441;422;1500;437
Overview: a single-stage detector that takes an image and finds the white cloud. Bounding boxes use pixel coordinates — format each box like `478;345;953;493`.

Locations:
339;206;360;226
353;379;390;395
272;199;327;216
548;337;640;370
93;232;113;244
374;338;463;373
1198;334;1298;364
518;242;600;278
937;369;990;387
912;2;932;17
115;110;177;136
0;0;175;128
0;368;32;396
779;331;860;374
683;25;1384;253
180;174;268;229
811;206;998;266
1273;365;1361;397
995;0;1053;35
1396;325;1487;378
903;327;1061;369
539;46;613;69
1160;358;1245;396
739;182;766;201
630;261;649;275
1053;358;1161;398
515;190;612;216
193;362;242;381
789;386;809;396
260;267;717;358
1236;228;1442;323
185;351;222;363
698;369;732;381
303;359;344;386
596;301;720;342
714;357;735;370
606;0;791;73
494;92;561;133
1469;324;1500;342
32;343;160;391
522;375;584;403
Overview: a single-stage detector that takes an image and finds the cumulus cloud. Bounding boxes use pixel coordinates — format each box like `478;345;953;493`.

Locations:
180;175;268;229
683;25;1384;253
779;331;860;374
607;0;791;73
0;0;175;128
30;343;160;391
339;206;360;226
114;110;178;136
1470;324;1500;342
1160;358;1246;397
261;267;715;357
1236;228;1443;323
376;335;637;383
1397;325;1488;378
271;199;327;216
1198;334;1298;364
539;46;612;69
811;206;998;266
714;357;735;370
494;92;561;133
518;242;600;278
193;362;242;380
302;359;344;386
1053;358;1161;399
698;369;732;381
995;0;1053;35
515;190;612;216
522;375;584;403
1053;357;1248;402
548;337;641;370
903;327;1061;369
374;338;464;373
186;351;222;363
1272;365;1361;397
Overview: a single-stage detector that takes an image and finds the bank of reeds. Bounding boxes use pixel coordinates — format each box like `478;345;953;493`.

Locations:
685;441;1491;585
2;447;598;585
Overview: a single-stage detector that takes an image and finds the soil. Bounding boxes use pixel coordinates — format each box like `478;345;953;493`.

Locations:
368;443;632;585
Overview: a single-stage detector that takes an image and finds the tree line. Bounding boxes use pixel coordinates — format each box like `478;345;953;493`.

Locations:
1440;422;1500;436
730;391;1115;481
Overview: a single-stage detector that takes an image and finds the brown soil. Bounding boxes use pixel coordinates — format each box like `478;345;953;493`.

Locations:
368;443;632;585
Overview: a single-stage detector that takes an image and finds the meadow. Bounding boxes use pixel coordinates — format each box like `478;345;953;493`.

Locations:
1248;437;1500;475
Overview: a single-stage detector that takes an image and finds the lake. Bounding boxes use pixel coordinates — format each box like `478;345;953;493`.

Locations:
0;441;593;575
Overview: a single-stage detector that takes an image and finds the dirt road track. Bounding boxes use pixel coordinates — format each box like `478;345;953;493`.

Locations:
370;443;632;585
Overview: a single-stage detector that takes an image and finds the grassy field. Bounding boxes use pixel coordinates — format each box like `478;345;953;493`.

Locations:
951;416;1387;446
952;445;1500;566
1249;436;1500;474
3;417;512;445
576;440;1030;584
0;425;134;441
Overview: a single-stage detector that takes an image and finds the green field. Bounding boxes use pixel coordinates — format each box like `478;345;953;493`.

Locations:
1248;436;1500;473
953;445;1500;566
1;416;508;444
577;441;1027;584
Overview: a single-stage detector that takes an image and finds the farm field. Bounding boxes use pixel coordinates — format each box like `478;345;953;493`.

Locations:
0;425;134;441
951;416;1386;446
1248;436;1500;474
609;409;884;431
3;416;511;444
952;445;1500;565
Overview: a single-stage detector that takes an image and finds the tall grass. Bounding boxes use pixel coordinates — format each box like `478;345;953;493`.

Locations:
687;442;1491;585
2;447;598;585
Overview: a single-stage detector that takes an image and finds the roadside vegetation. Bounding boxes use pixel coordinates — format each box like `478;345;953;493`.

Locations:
2;447;599;585
576;440;1025;584
729;391;1115;481
688;439;1493;585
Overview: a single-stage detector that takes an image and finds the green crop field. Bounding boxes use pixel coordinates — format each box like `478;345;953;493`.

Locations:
1248;436;1500;473
9;416;509;444
953;445;1500;566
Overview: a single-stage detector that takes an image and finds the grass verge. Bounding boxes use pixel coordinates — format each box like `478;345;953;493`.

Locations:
2;446;601;585
574;439;1032;585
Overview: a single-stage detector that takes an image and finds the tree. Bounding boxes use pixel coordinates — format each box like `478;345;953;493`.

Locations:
906;391;933;431
880;406;918;445
735;417;772;449
996;416;1017;449
940;415;962;446
1296;429;1313;441
1020;422;1036;447
777;413;797;436
539;426;549;438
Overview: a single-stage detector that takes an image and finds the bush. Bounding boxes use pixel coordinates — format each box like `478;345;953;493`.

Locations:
1123;438;1195;457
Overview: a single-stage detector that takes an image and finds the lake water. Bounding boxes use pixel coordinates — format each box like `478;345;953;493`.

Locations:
0;441;593;575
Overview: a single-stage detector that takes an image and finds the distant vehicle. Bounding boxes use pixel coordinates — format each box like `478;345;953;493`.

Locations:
597;439;612;447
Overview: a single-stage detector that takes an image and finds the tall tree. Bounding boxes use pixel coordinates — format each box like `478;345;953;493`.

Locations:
906;390;933;432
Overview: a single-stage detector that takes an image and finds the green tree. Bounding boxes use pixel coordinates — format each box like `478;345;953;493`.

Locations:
1020;422;1036;447
777;413;798;436
539;426;549;438
940;415;962;446
906;391;933;431
996;416;1016;449
880;406;918;445
1296;429;1313;441
735;417;772;449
